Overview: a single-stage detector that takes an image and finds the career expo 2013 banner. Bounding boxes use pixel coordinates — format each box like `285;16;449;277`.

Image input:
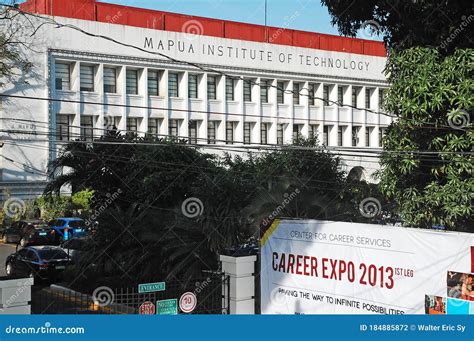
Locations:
260;219;474;314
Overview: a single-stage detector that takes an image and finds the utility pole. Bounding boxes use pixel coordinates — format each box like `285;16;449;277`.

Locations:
264;0;267;26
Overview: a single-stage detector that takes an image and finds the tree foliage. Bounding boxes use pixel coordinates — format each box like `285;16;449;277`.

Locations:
378;48;473;231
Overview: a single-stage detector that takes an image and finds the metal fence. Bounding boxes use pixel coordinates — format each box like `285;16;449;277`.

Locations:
32;274;230;315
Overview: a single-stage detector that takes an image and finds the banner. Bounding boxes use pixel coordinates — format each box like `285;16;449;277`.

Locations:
260;219;474;314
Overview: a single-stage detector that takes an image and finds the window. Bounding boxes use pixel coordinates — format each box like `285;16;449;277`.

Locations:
189;120;198;144
80;65;94;92
379;89;385;109
310;124;318;138
365;127;372;147
168;73;179;97
127;118;138;134
338;126;344;146
188;74;198;99
293;83;301;104
169;119;179;137
338;86;344;105
104;67;117;93
365;88;372;109
208;121;217;144
277;124;284;145
352;87;359;107
260;80;269;103
80;116;94;141
261;123;268;144
226;122;234;144
244;122;251;144
56;115;71;141
148;70;160;96
243;80;252;102
226;78;235;101
55;62;70;90
148;118;161;135
277;81;285;104
352;126;360;146
293;124;301;142
379;127;386;147
126;70;138;95
323;125;330;146
308;83;317;106
104;116;120;131
323;85;330;105
207;75;217;100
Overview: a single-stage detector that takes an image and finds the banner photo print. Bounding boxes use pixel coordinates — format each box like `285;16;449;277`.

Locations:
260;219;474;314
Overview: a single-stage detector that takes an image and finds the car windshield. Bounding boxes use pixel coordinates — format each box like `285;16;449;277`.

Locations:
37;249;69;260
68;221;85;228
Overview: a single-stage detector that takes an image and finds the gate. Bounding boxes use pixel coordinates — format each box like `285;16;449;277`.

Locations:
32;274;230;314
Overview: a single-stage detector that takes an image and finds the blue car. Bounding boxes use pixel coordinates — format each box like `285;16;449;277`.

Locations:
48;218;87;244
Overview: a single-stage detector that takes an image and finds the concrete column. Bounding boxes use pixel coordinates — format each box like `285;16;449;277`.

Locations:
0;278;34;314
220;255;256;314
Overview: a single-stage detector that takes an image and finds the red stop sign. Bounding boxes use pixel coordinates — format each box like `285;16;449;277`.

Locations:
139;301;156;315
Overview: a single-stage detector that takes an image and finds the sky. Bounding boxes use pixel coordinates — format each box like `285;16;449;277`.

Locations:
100;0;342;36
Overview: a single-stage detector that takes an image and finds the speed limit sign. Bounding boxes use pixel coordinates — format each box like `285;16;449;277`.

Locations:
179;292;197;313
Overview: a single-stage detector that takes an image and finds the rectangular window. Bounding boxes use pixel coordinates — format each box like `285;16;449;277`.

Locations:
207;75;217;100
56;115;71;141
126;70;138;95
226;122;234;144
127;118;138;135
169;119;179;137
208;121;217;144
244;122;251;144
148;118;161;135
293;83;300;105
188;74;198;99
168;73;179;97
352;126;360;146
261;123;268;144
365;127;371;147
379;127;386;147
277;81;285;104
260;80;269;103
104;67;117;93
243;80;252;102
277;124;284;145
148;70;160;96
365;88;372;109
189;120;198;144
80;116;94;141
226;78;235;101
352;87;359;107
310;124;318;138
323;125;330;146
338;126;344;146
308;83;316;106
378;89;384;109
104;116;120;131
55;62;70;90
80;65;94;92
323;85;330;105
338;86;344;105
293;124;301;141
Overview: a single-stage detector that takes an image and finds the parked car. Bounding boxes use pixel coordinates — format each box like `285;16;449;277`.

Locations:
5;246;71;281
4;220;53;246
60;236;91;262
48;218;87;244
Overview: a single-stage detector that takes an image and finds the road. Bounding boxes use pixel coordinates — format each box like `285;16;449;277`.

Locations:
0;242;16;276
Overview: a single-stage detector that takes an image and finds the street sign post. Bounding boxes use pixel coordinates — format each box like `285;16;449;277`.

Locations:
138;301;155;315
179;292;197;313
156;299;178;315
138;282;165;294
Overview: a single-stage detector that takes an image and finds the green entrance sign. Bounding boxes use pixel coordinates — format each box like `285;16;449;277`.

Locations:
156;299;178;315
138;282;166;294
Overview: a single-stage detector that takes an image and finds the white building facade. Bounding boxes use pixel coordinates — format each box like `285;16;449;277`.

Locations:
0;0;392;200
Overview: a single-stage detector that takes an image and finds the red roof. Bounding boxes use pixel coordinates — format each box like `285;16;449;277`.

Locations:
20;0;386;57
